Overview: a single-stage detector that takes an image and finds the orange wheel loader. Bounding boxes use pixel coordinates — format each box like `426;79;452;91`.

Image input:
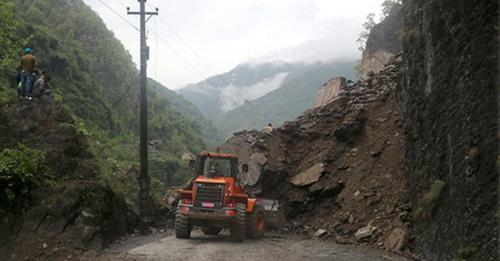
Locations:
175;151;282;242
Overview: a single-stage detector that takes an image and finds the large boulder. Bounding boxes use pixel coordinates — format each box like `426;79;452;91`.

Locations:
289;163;325;187
385;227;408;251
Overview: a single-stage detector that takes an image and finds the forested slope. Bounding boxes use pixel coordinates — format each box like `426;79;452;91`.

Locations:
0;0;220;195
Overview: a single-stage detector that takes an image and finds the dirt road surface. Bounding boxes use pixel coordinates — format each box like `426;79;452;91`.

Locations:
103;230;408;261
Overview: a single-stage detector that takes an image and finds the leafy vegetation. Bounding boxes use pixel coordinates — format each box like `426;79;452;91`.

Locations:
380;0;402;20
414;180;446;223
0;144;44;215
0;0;219;201
357;13;376;52
0;1;25;103
452;246;478;261
357;0;401;52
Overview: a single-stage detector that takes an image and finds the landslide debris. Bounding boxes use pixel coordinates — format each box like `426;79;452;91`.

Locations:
222;55;411;253
0;99;138;260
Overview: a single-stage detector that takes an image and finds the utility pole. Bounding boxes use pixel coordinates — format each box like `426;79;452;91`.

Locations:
127;0;158;232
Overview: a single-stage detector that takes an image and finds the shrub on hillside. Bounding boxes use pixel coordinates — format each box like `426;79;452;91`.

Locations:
0;144;44;215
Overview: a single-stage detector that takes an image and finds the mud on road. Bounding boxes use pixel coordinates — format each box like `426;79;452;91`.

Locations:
99;230;407;261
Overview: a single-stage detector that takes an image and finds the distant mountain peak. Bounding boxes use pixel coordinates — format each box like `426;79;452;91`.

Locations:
178;60;298;119
178;59;357;128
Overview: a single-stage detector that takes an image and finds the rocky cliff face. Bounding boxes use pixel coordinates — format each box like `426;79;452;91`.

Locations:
398;0;498;260
361;4;402;78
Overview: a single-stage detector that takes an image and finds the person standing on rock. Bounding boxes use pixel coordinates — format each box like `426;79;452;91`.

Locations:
262;123;274;133
18;48;38;99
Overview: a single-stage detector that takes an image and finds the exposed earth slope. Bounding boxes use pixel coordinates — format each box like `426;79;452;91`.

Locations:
222;56;411;254
0;99;137;260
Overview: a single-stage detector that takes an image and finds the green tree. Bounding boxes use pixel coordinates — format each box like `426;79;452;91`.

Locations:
357;13;376;52
0;0;23;100
380;0;401;20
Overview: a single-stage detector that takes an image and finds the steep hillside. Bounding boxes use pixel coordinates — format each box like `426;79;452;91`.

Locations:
0;0;219;194
398;0;498;260
214;60;357;135
222;57;411;253
149;79;224;146
0;99;137;260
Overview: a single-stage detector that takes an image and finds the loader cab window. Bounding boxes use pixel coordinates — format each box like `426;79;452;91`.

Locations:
197;156;236;178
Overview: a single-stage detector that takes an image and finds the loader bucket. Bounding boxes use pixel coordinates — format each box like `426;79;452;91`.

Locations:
257;199;285;230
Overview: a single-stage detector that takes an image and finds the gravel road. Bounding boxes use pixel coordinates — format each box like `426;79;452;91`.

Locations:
104;229;408;261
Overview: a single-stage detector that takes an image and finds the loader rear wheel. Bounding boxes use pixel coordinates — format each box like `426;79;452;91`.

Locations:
247;205;266;239
201;226;222;235
230;203;246;242
175;211;191;239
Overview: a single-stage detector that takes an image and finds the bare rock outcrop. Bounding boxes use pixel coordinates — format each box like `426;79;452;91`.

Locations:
313;77;348;108
361;4;402;78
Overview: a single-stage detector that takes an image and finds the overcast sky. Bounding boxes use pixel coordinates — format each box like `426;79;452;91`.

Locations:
83;0;384;89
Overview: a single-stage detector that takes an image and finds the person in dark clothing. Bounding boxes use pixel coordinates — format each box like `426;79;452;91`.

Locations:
18;48;38;99
33;71;52;99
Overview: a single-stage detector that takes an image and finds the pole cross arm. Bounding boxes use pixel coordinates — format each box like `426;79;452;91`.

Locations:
127;6;159;17
127;11;159;15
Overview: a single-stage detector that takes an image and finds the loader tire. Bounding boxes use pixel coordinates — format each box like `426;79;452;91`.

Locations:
201;226;222;235
230;203;246;242
246;205;266;239
175;211;191;239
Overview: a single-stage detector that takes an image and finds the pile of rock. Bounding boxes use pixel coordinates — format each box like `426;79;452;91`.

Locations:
221;56;411;254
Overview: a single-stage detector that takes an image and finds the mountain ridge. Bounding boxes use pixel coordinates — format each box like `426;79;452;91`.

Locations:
178;59;357;135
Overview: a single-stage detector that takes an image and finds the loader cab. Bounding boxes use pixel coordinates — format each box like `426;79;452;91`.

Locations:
191;152;243;180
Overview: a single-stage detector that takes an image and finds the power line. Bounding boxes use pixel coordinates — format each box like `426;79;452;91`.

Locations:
112;0;128;9
141;2;271;124
145;1;157;9
156;16;221;79
95;0;139;31
144;2;270;122
153;33;215;86
150;30;271;123
151;21;272;123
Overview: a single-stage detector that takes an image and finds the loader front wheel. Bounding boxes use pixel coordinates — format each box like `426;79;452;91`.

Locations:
230;203;246;242
175;211;191;239
247;205;266;239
